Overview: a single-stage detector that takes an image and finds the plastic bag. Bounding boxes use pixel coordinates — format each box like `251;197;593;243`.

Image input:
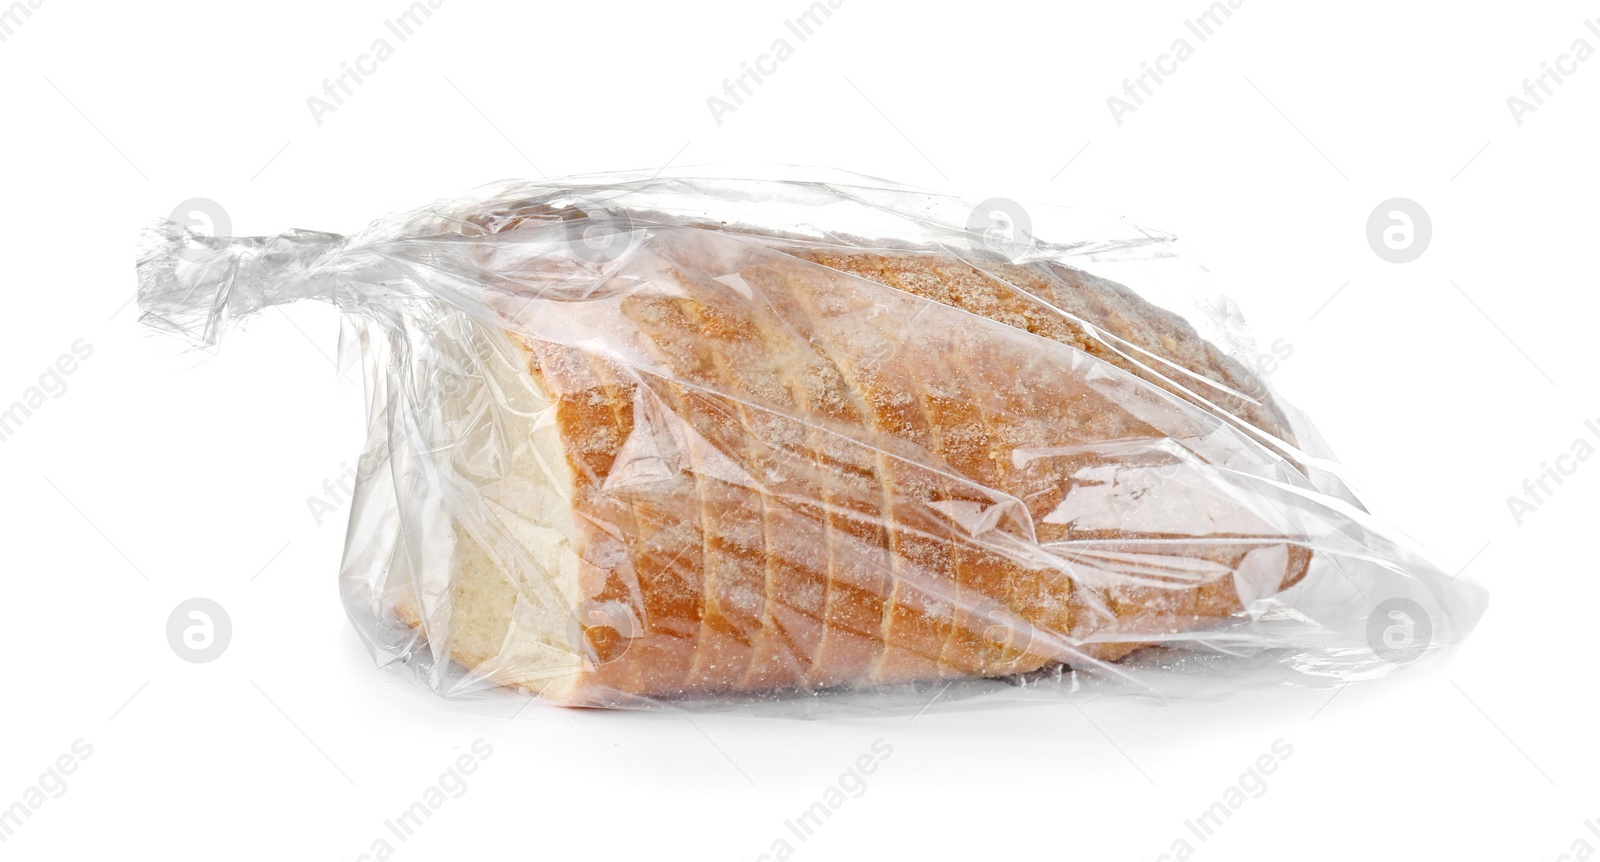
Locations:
135;169;1487;712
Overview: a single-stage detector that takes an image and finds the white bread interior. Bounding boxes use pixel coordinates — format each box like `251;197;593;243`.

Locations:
426;325;587;700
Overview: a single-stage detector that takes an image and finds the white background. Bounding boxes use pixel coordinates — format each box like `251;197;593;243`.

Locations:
1;1;1596;859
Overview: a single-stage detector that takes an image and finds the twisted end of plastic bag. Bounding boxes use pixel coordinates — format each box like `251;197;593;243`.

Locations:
136;219;348;346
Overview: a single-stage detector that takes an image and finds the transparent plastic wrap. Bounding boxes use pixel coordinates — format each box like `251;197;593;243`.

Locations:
135;169;1487;713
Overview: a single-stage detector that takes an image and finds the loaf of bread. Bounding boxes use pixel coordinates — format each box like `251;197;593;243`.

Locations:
390;199;1313;706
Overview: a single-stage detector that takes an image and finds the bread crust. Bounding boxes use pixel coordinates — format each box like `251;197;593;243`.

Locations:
410;218;1310;704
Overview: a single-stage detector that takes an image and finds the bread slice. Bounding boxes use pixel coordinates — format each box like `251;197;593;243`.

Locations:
394;215;1311;705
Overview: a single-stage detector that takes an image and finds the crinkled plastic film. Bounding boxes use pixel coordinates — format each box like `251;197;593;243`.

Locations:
135;169;1487;714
